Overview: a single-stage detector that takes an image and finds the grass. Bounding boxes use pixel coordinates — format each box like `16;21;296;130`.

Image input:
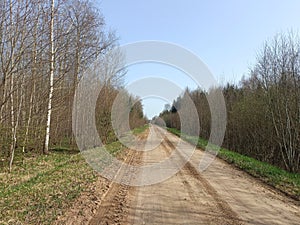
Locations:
0;151;96;225
167;127;300;200
0;146;125;225
0;125;148;225
132;124;150;135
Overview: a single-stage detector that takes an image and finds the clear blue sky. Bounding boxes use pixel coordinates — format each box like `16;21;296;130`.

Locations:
97;0;300;119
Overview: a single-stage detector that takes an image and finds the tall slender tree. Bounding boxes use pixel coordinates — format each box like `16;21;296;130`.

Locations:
44;0;55;154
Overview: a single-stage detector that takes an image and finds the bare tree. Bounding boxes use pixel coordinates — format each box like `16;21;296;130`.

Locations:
0;0;132;171
44;0;55;154
254;32;300;172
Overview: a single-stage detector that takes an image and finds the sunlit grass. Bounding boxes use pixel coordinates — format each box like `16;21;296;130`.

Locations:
0;151;97;224
132;124;150;135
0;125;148;224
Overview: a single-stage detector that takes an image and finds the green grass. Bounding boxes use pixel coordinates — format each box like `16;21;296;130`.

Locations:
0;142;126;225
132;124;150;135
0;125;148;225
168;127;300;200
0;152;95;224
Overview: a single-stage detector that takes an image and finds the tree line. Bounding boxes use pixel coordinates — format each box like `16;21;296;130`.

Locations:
158;32;300;173
0;0;146;171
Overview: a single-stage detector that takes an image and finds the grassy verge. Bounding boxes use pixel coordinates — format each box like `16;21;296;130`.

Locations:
132;124;150;135
0;125;149;225
167;127;300;200
0;146;125;224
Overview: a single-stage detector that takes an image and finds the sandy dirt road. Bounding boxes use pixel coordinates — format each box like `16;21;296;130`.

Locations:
87;125;300;225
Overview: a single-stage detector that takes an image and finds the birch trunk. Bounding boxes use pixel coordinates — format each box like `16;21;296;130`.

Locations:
8;0;15;172
44;0;55;154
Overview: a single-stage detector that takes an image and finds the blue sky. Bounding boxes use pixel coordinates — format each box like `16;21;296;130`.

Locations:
97;0;300;119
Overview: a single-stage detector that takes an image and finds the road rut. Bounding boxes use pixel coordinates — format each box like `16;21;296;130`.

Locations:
85;125;300;224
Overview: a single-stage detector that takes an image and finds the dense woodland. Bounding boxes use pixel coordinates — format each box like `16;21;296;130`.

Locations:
159;32;300;173
0;0;146;171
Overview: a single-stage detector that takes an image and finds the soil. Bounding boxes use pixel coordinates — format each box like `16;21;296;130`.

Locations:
56;125;300;225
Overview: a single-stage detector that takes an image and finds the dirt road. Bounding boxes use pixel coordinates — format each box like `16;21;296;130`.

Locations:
76;125;300;224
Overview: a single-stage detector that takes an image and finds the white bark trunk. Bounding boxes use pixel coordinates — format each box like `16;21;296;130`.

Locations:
44;0;55;154
8;0;15;172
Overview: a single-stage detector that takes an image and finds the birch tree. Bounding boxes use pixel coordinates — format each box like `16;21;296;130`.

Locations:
0;0;128;170
44;0;55;154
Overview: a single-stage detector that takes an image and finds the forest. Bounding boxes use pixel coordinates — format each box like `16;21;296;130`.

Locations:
159;32;300;173
0;0;146;172
0;0;299;175
1;1;299;224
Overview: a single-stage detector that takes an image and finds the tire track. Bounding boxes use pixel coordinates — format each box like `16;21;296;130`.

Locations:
89;148;142;225
162;134;244;225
